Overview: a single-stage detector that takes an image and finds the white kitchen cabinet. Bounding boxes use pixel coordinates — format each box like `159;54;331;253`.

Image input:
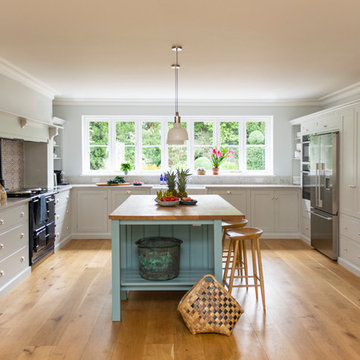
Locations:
54;189;71;249
110;188;150;213
300;112;340;135
75;189;109;235
0;203;30;297
206;187;249;219
250;189;300;236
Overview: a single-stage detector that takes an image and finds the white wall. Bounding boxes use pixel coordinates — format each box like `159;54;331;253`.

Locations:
53;102;321;181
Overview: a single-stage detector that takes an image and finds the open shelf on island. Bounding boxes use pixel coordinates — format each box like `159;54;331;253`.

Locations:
120;269;213;291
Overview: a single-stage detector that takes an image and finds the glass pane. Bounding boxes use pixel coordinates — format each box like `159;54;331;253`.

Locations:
247;147;265;170
124;146;135;169
90;147;109;170
142;122;161;145
89;122;108;145
194;122;213;146
220;147;239;170
246;121;265;145
168;146;187;169
116;122;135;145
142;147;161;170
194;146;212;170
220;122;239;145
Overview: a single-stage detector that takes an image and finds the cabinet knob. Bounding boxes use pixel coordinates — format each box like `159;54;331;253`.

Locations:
226;191;231;195
56;215;60;220
0;270;4;277
0;218;4;225
348;185;357;189
20;211;25;217
66;210;69;214
323;125;328;128
0;243;4;249
66;196;69;199
344;227;348;230
20;233;24;239
126;191;131;194
20;256;25;263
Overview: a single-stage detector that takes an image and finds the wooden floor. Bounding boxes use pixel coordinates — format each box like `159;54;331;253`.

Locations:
0;239;360;360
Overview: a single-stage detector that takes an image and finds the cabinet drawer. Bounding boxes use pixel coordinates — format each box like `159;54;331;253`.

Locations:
0;223;27;261
55;203;71;225
316;116;340;132
301;120;315;135
302;216;310;237
0;247;28;289
302;200;311;219
55;190;70;207
340;214;360;243
340;236;360;268
0;205;27;233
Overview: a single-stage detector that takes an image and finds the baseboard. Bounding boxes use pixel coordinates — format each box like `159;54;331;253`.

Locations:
0;267;31;298
261;232;302;239
300;234;311;245
71;233;111;239
338;257;360;277
55;235;72;251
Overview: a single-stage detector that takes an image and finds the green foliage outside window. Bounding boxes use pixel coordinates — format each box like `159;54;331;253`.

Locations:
246;122;266;170
90;147;108;170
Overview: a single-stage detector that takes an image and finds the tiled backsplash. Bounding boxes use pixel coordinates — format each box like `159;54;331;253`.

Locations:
0;139;24;190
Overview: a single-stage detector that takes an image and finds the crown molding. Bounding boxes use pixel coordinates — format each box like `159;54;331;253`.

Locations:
319;81;360;105
53;97;322;107
0;57;57;99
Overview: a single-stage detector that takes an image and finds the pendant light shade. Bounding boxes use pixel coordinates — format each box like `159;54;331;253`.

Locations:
167;45;188;145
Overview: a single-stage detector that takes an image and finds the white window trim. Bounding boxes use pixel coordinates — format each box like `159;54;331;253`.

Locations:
82;115;273;175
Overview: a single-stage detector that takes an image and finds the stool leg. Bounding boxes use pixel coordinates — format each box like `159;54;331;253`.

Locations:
256;237;266;312
251;238;258;300
223;238;233;286
237;240;243;277
242;239;248;287
228;240;239;294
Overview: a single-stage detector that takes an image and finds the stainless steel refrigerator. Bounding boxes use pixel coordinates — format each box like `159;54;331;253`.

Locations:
308;132;339;260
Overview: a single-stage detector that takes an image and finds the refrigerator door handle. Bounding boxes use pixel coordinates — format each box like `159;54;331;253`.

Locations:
310;211;332;221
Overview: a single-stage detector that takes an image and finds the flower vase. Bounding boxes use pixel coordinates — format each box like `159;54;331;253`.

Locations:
124;170;128;175
212;167;219;175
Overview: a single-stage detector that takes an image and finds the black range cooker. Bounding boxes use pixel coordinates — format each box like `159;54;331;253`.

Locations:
7;188;56;265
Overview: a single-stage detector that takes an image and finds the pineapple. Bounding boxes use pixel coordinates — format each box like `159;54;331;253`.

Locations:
177;168;191;199
164;170;177;196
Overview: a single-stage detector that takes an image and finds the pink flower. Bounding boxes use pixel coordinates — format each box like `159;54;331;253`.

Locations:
229;150;234;155
219;152;223;157
212;148;217;155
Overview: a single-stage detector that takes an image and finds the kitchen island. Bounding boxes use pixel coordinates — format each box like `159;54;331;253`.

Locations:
109;194;245;321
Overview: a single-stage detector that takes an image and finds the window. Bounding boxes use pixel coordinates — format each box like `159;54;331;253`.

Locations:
82;116;273;174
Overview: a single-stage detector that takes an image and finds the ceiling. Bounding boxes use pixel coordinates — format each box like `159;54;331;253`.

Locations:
1;0;360;101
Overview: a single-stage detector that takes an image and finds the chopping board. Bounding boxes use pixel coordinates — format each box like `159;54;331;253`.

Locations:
96;183;131;186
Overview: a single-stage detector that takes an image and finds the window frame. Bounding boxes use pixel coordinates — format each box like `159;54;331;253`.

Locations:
82;115;273;175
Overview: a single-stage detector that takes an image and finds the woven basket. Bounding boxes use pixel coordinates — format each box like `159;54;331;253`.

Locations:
178;274;244;336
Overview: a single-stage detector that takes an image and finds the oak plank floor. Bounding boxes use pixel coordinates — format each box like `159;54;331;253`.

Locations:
0;238;359;360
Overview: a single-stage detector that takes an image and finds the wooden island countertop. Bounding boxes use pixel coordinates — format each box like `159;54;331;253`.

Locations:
109;194;245;221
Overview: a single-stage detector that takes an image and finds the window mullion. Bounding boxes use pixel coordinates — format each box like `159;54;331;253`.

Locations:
188;119;194;171
109;120;116;172
162;120;167;172
214;120;220;148
240;120;246;172
135;120;142;172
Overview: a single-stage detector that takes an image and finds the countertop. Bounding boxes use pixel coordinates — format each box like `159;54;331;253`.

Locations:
0;197;31;210
109;194;245;221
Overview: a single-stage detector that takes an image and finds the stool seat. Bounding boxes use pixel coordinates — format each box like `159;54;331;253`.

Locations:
226;227;263;240
222;219;248;230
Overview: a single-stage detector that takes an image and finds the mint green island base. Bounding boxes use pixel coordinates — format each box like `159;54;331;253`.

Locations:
109;195;245;321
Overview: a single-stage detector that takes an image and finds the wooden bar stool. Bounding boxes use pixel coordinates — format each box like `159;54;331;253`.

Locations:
223;227;266;312
221;219;248;270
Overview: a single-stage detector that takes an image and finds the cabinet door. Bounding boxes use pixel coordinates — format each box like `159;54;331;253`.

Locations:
340;107;357;216
110;188;150;213
250;191;275;232
275;190;300;233
76;190;108;233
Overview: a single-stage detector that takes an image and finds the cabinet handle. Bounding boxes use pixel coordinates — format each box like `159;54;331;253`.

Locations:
0;270;4;277
0;218;4;225
344;227;348;230
20;233;24;239
323;125;328;128
66;196;69;199
126;191;131;195
66;210;69;214
226;191;231;195
20;256;25;263
348;185;357;189
0;243;4;249
56;199;60;203
20;211;25;217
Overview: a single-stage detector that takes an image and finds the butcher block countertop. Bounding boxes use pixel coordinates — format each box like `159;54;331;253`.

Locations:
109;194;245;221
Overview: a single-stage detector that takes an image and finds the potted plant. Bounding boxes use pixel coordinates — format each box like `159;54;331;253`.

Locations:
120;162;132;175
210;148;234;175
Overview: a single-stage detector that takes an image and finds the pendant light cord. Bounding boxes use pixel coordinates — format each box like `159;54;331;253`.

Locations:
175;48;179;114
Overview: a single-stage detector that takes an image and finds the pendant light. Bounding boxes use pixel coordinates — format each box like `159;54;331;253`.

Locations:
167;45;189;145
